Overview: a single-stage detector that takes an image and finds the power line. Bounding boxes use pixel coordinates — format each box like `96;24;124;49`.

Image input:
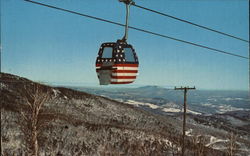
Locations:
133;4;249;43
24;0;249;60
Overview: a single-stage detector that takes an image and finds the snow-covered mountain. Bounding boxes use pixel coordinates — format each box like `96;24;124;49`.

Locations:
1;73;249;155
71;85;250;155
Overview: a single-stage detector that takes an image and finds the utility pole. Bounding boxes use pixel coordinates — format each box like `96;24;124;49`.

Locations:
175;86;196;156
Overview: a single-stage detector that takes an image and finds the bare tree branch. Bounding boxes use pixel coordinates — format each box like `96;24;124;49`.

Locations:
17;84;51;156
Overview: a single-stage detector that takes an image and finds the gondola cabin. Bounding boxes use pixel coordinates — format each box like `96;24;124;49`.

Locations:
96;40;139;85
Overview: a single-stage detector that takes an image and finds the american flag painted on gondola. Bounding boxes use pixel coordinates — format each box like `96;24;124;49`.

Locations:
96;41;139;85
96;63;139;84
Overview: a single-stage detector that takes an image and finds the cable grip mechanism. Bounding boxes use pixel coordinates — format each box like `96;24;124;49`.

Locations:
119;0;135;42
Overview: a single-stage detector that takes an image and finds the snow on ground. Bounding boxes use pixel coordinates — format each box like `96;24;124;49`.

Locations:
202;102;250;114
223;97;249;101
163;138;181;150
0;82;8;90
125;100;202;115
115;99;124;102
207;98;218;102
162;108;180;113
223;97;234;101
201;103;213;106
125;100;159;109
63;95;68;99
162;107;201;115
187;110;202;115
201;102;217;107
52;88;60;97
185;129;193;136
206;136;227;149
217;105;249;114
100;94;108;98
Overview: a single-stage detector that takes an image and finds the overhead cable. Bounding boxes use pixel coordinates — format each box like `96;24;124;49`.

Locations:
24;0;249;60
133;4;249;43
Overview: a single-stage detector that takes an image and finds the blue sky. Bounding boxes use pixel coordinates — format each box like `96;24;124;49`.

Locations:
1;0;249;90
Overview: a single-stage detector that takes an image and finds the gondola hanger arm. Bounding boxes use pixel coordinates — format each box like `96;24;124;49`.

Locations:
119;0;135;42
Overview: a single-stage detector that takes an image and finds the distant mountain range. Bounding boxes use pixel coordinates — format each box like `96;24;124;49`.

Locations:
71;85;250;115
1;73;249;155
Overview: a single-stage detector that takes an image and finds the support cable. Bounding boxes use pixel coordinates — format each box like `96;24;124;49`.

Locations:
133;4;249;43
24;0;249;60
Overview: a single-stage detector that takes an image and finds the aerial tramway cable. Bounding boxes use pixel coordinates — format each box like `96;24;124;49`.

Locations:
132;4;249;43
24;0;249;60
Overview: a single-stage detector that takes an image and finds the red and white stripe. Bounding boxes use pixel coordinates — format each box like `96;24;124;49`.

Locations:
96;64;139;84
